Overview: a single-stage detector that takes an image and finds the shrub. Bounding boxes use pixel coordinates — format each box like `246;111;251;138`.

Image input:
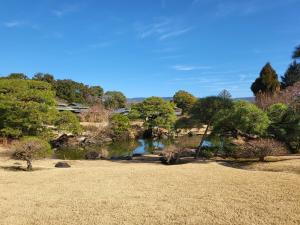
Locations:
240;138;287;161
110;114;131;140
13;137;52;170
160;145;181;165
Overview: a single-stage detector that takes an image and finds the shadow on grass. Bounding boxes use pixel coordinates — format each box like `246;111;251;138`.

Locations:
105;155;213;166
215;156;300;174
0;164;48;172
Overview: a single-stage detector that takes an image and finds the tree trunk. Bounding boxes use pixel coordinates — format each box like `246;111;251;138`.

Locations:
26;159;32;171
195;123;210;159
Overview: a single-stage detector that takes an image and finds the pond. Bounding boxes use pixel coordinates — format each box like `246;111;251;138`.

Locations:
54;135;205;160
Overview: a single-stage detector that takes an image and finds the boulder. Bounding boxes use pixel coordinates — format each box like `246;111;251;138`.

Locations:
85;151;100;160
55;162;71;168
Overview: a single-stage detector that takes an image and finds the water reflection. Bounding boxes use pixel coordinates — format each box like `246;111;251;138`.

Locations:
55;135;202;160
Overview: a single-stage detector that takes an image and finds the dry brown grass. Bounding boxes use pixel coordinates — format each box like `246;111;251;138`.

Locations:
0;156;300;225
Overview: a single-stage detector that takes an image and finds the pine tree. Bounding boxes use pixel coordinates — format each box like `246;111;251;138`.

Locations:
251;63;280;96
281;61;300;88
293;45;300;60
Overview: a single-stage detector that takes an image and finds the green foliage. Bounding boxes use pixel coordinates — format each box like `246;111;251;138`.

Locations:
104;91;126;109
173;90;197;113
130;97;176;130
281;109;300;152
267;103;288;123
55;79;103;105
0;79;57;138
110;114;131;139
281;61;300;88
190;96;234;124
6;73;28;80
54;111;82;135
214;101;270;136
251;63;280;96
270;108;300;153
293;44;300;59
33;73;55;85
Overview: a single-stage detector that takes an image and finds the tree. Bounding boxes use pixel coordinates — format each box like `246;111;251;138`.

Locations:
242;138;287;162
90;86;104;99
214;101;270;136
267;103;288;124
190;96;234;158
80;104;110;123
281;61;300;88
13;137;52;171
255;81;300;109
0;79;57;138
251;63;280;96
33;73;55;85
104;91;126;109
54;111;82;135
173;90;197;113
110;114;131;140
55;79;87;104
218;89;232;99
6;73;28;80
272;108;300;153
130;97;176;131
293;44;300;60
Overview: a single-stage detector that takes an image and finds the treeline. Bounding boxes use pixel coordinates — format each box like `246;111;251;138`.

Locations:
0;73;126;109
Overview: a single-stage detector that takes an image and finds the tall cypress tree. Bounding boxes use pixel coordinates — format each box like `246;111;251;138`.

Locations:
281;61;300;88
251;63;281;96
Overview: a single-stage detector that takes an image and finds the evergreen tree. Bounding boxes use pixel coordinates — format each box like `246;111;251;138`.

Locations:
281;61;300;88
173;90;197;113
251;63;280;96
293;44;300;60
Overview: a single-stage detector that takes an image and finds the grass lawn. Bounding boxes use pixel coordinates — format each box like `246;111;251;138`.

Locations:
0;155;299;225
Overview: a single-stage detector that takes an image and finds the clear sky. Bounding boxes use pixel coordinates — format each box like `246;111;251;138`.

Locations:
0;0;299;98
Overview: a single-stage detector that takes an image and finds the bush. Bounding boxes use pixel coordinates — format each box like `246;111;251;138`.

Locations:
13;137;52;170
240;138;287;161
160;145;181;165
110;114;131;140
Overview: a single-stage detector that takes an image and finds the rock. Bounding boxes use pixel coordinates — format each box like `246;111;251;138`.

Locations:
160;152;181;165
85;151;100;160
103;138;113;143
55;162;71;168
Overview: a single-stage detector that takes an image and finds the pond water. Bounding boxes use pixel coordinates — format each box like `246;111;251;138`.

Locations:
54;135;205;160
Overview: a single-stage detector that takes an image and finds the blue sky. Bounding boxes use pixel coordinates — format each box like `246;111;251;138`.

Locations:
0;0;299;98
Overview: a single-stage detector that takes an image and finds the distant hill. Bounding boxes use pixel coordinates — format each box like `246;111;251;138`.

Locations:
127;97;255;103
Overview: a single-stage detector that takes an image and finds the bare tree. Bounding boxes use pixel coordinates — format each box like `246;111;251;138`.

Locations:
13;139;49;171
241;138;287;161
256;81;300;109
80;104;110;123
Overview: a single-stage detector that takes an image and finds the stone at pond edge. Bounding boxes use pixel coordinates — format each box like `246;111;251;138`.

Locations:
55;162;71;168
85;151;100;160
